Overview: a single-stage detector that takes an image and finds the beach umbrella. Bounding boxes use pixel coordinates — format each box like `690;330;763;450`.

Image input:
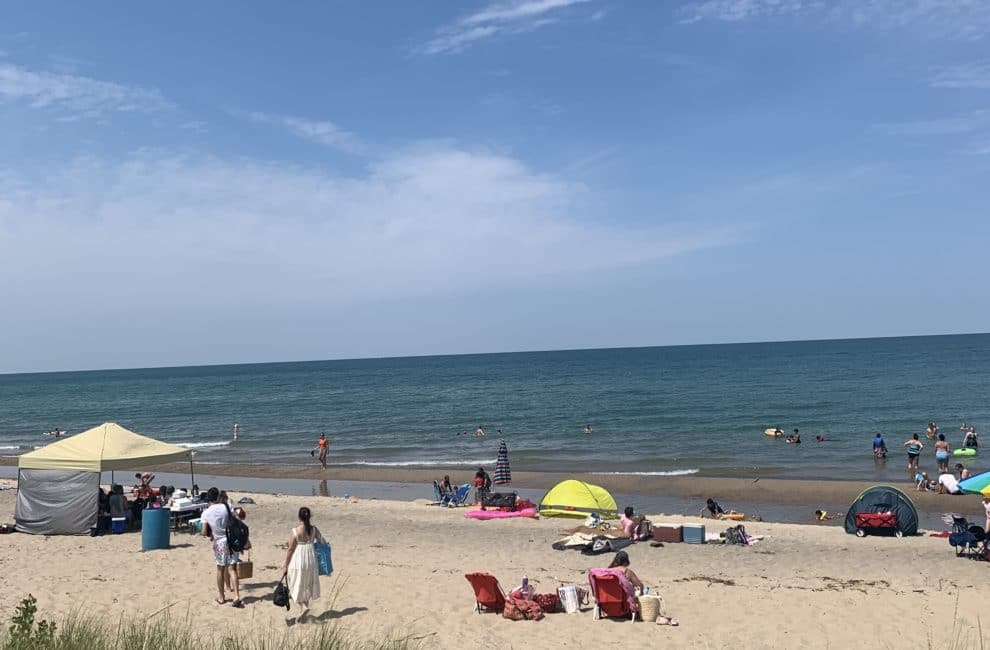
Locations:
493;440;511;485
958;471;990;496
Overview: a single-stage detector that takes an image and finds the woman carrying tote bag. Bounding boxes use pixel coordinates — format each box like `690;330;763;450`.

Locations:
281;506;327;621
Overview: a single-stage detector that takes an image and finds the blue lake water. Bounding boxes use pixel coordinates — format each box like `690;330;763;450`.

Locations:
1;334;988;481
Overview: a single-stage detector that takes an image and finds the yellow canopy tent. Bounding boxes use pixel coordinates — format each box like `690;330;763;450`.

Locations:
15;422;194;535
538;479;618;519
19;422;192;472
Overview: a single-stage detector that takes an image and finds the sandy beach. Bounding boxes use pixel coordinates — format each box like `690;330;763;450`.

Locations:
1;479;988;649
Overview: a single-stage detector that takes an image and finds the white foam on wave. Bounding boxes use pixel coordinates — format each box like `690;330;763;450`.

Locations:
593;469;700;477
178;441;232;449
0;446;20;451
336;459;497;468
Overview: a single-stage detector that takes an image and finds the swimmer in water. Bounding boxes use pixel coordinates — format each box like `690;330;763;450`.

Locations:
786;429;801;444
584;424;593;434
475;426;485;437
233;424;239;440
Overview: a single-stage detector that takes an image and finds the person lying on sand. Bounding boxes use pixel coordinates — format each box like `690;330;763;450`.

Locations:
815;510;836;521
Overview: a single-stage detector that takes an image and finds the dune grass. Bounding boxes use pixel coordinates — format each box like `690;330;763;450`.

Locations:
1;595;420;650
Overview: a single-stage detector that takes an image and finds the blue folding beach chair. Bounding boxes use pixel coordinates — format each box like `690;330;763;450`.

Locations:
432;480;454;506
448;484;471;508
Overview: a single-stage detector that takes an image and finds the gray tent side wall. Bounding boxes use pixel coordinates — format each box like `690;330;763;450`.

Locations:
15;469;99;535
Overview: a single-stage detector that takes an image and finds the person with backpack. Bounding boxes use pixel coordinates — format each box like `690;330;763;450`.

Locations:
201;487;244;608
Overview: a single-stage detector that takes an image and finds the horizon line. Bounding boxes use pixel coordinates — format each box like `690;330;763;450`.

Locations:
2;330;987;377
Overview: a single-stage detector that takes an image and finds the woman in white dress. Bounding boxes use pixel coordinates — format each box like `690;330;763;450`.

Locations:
281;506;326;619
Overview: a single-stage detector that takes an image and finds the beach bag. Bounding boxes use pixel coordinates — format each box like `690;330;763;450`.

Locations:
556;584;588;613
273;575;290;610
225;504;250;553
503;596;544;621
235;551;253;579
725;525;749;545
315;541;333;576
557;585;580;613
482;492;517;510
533;593;560;613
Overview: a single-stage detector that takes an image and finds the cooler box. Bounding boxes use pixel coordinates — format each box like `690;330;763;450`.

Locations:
111;517;127;534
141;507;171;550
653;524;683;543
682;523;705;544
854;512;897;529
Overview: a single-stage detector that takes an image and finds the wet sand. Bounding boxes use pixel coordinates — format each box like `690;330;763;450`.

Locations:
3;457;981;523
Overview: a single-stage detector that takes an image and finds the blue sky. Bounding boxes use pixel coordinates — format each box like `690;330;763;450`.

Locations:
1;0;989;372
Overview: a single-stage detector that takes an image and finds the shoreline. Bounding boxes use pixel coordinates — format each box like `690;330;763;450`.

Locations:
3;457;981;523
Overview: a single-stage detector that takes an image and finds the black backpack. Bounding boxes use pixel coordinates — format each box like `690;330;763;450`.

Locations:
225;504;250;553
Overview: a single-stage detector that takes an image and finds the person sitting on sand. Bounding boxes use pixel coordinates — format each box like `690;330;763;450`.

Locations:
915;471;931;492
814;510;836;521
700;498;726;518
619;507;637;537
441;475;454;496
786;429;801;444
938;472;963;495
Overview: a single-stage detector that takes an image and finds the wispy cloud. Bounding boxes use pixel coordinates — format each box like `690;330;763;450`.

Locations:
0;146;737;309
929;61;990;89
178;120;208;133
680;0;812;23
0;61;171;118
244;111;365;154
873;110;990;136
679;0;990;38
419;0;593;55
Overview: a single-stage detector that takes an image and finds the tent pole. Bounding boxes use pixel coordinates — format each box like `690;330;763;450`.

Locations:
190;458;196;492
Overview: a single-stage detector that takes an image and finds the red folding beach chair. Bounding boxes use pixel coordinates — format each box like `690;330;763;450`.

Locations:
589;572;637;622
465;572;507;613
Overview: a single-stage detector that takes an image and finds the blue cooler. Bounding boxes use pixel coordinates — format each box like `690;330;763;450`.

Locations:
141;508;171;550
682;523;705;544
111;517;127;534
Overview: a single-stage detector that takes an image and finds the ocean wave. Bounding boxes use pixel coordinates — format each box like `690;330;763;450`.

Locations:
335;459;497;468
0;446;20;451
592;469;700;477
178;441;232;449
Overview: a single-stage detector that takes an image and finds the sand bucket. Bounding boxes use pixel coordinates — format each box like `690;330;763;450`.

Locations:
637;594;663;623
557;585;580;614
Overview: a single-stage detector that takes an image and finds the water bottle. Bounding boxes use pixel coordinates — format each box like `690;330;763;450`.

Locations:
643;586;649;595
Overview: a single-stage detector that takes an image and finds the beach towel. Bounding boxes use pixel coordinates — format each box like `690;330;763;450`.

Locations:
581;535;634;555
552;533;596;550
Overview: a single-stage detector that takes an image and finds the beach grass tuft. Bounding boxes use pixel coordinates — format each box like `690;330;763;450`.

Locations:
1;595;417;650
